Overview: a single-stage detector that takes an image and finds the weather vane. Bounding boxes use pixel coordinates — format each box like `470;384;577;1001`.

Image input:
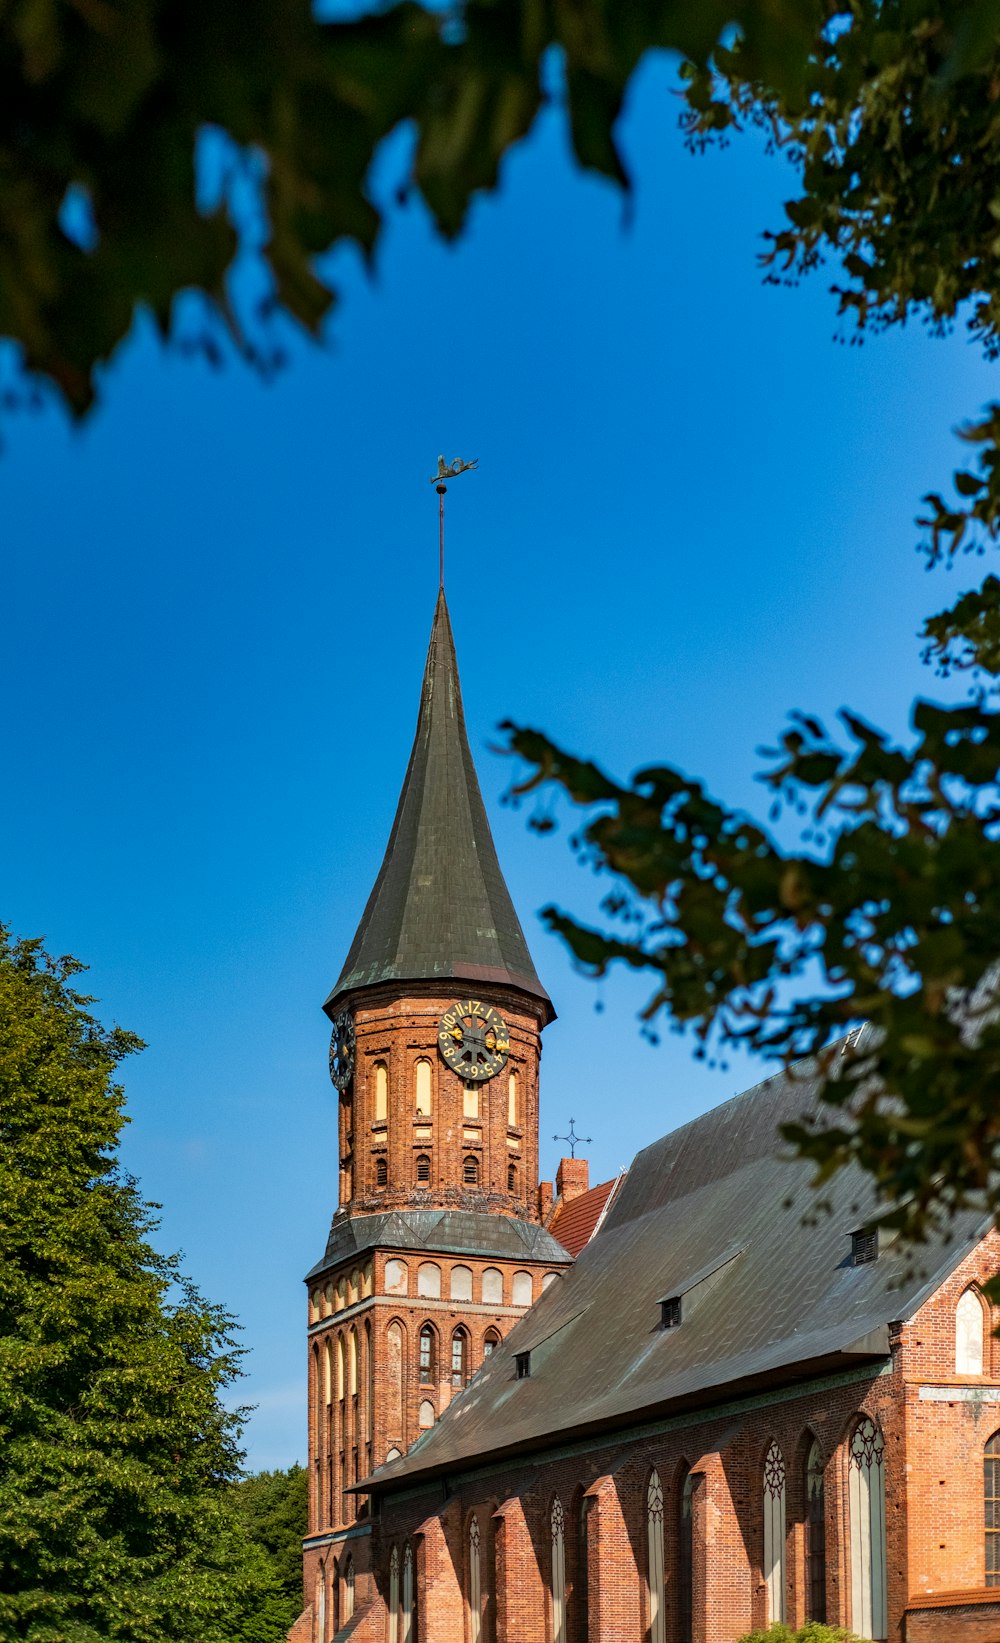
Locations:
430;454;478;587
553;1118;592;1159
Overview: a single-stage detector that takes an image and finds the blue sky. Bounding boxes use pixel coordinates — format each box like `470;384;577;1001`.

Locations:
2;52;995;1469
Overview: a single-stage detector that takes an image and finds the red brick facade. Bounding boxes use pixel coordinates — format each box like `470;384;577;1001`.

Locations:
301;1230;1000;1642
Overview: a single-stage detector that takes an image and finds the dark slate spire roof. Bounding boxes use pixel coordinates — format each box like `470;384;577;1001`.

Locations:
325;590;552;1019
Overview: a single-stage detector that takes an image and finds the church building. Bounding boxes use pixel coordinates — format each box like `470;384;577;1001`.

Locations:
295;590;1000;1643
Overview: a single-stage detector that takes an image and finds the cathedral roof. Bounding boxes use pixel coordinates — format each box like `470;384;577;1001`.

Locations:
325;590;552;1019
359;1024;990;1494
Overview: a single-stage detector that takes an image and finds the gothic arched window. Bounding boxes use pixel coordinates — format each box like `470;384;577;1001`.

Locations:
646;1470;666;1643
958;1288;986;1375
763;1440;786;1624
416;1153;431;1184
451;1328;469;1388
550;1498;566;1643
805;1438;827;1621
848;1416;887;1640
374;1061;388;1122
468;1515;482;1643
415;1058;432;1117
419;1324;437;1384
348;1328;358;1397
986;1431;1000;1585
343;1555;355;1622
388;1546;400;1643
678;1469;693;1643
402;1544;415;1643
508;1071;518;1126
483;1328;501;1359
463;1154;479;1186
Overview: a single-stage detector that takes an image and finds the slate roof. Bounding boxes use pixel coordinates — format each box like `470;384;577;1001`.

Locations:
325;591;552;1019
306;1209;570;1281
548;1173;627;1258
362;1027;990;1493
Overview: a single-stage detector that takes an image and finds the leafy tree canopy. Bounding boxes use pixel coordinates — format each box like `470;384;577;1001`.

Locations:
0;928;288;1642
229;1465;308;1634
9;4;1000;1256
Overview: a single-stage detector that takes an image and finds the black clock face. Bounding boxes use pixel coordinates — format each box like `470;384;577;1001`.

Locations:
328;1011;356;1092
438;1000;510;1083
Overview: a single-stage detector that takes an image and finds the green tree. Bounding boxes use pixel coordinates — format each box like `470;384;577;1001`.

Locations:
9;2;1000;1251
229;1466;308;1634
0;928;287;1642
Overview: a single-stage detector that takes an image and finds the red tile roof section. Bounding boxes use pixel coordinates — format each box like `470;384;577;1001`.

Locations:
548;1173;626;1259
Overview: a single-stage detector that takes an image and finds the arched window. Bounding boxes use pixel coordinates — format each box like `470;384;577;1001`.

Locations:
469;1516;482;1643
415;1058;432;1116
551;1498;566;1643
388;1546;400;1643
386;1258;408;1295
316;1563;326;1643
647;1470;665;1643
322;1281;333;1317
508;1162;518;1193
678;1469;693;1643
763;1440;786;1624
417;1261;441;1299
512;1271;533;1308
376;1156;388;1186
849;1416;887;1640
322;1337;332;1405
805;1438;827;1621
343;1554;355;1622
419;1324;437;1383
577;1493;591;1643
348;1328;358;1396
336;1335;345;1400
483;1328;501;1359
463;1154;480;1185
374;1060;388;1121
508;1071;518;1126
451;1264;473;1302
451;1328;469;1388
386;1446;402;1462
482;1268;503;1306
402;1544;415;1643
986;1432;1000;1585
366;1318;374;1440
418;1398;435;1429
416;1153;431;1184
958;1288;986;1374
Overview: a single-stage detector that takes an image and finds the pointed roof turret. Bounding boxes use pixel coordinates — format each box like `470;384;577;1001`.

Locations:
325;591;553;1020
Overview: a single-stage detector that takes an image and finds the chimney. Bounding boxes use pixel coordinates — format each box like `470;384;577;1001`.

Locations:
555;1157;589;1204
538;1180;554;1223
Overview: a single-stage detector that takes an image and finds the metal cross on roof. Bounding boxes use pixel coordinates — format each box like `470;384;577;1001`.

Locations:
553;1118;592;1159
430;454;478;588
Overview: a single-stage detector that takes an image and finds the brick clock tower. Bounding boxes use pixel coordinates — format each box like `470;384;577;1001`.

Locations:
300;590;570;1638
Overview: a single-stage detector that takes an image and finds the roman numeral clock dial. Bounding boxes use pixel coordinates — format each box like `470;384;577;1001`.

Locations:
438;1001;510;1082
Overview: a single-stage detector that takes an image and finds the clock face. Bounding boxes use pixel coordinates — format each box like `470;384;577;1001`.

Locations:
328;1011;356;1092
438;1000;510;1083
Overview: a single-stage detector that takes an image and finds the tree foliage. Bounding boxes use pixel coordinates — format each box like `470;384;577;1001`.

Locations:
0;928;287;1642
10;6;1000;1254
229;1465;308;1634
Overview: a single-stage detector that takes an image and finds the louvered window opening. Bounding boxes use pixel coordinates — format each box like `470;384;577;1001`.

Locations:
661;1296;682;1329
852;1230;878;1265
416;1154;430;1183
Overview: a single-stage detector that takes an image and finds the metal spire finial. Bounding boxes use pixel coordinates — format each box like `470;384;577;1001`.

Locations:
553;1118;592;1159
430;455;478;588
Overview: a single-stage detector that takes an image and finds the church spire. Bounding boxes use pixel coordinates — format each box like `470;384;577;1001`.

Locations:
325;591;553;1020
